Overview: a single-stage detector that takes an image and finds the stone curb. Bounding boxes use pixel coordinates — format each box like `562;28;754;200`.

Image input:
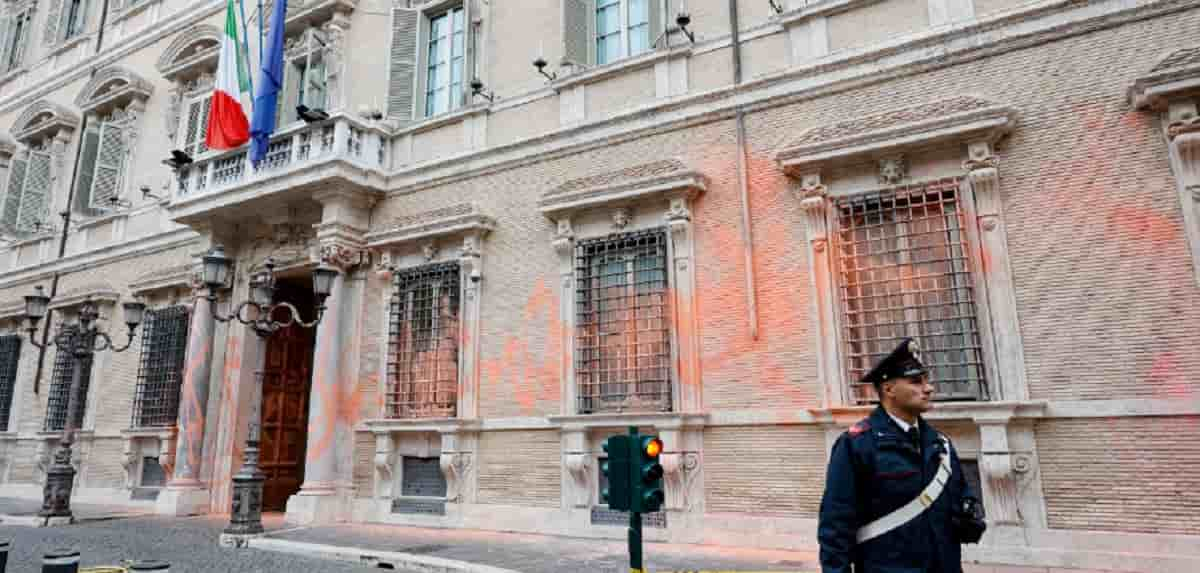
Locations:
245;537;525;573
0;512;149;527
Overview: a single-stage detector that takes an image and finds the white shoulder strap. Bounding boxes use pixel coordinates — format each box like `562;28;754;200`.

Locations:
856;435;953;544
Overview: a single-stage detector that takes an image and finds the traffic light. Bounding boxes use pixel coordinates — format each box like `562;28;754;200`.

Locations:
632;435;665;513
601;435;632;511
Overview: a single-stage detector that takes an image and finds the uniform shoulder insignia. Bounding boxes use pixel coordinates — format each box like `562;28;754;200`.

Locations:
848;420;871;437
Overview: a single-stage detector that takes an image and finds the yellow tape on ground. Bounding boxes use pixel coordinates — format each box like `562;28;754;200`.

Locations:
80;566;127;572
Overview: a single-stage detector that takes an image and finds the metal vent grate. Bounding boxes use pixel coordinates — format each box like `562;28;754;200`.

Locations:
386;262;460;419
575;229;671;414
834;178;987;403
44;325;93;432
131;306;191;428
0;335;20;432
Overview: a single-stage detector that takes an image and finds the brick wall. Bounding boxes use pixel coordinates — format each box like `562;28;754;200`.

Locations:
353;431;374;498
476;430;560;507
704;425;826;517
1037;416;1200;535
7;439;39;482
82;437;125;489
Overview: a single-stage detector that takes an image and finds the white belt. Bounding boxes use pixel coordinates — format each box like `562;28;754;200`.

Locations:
856;436;953;544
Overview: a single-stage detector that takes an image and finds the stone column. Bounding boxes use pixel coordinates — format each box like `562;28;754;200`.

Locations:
156;287;217;516
286;271;345;525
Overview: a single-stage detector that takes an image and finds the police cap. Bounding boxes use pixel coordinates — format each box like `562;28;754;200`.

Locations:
861;338;928;388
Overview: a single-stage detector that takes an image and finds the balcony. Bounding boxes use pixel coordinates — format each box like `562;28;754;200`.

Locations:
166;112;390;226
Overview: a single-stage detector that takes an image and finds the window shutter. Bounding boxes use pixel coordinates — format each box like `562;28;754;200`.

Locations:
461;0;475;107
387;7;419;122
0;16;13;72
90;121;125;209
280;62;301;125
183;97;211;157
43;0;62;45
648;0;664;50
1;157;26;232
17;152;50;233
562;0;592;67
73;126;100;214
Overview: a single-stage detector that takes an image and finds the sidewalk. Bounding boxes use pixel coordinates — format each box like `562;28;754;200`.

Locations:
246;521;1116;573
0;496;154;527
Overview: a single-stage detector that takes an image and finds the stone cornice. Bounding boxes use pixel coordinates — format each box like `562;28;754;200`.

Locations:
550;43;693;93
0;299;26;321
0;228;198;290
548;412;709;432
776;98;1017;176
363;417;481;435
364;203;495;249
776;0;886;27
1129;46;1200;110
537;160;708;220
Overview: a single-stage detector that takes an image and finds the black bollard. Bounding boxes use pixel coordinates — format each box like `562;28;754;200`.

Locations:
0;540;9;573
129;561;170;572
41;548;79;573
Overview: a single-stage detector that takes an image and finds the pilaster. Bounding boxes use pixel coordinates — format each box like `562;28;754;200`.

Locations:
794;173;845;407
552;218;576;415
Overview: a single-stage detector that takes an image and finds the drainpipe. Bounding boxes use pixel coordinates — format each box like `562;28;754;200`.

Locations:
30;0;112;394
728;0;758;339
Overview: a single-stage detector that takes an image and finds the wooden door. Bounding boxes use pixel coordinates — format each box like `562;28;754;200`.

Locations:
259;319;314;511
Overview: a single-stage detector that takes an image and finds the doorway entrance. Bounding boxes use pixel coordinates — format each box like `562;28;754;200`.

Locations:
259;277;316;512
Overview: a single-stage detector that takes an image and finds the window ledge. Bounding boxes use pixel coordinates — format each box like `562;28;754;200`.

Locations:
46;282;121;311
537;158;707;221
813;400;1049;426
394;103;490;137
121;427;176;439
551;44;693;93
108;0;160;26
365;202;494;250
776;0;884;28
129;263;196;297
549;412;708;432
0;431;17;441
775;95;1017;176
45;33;93;60
36;430;95;440
0;66;28;89
363;418;480;435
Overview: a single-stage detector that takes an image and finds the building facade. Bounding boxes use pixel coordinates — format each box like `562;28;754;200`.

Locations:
0;0;1198;570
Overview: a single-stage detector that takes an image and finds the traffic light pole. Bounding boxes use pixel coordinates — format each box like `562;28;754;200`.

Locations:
629;508;643;573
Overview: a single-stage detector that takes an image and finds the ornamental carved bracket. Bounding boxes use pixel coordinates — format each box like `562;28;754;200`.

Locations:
660;451;700;511
564;452;593;508
374;434;395;499
439;452;473;503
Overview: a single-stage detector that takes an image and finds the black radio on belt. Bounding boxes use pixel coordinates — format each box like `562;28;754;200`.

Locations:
951;497;987;544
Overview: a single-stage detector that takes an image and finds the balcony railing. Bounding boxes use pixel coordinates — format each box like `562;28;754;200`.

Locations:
173;114;389;199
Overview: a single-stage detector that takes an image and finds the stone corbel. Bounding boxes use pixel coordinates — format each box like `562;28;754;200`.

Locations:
122;440;138;490
977;421;1023;526
438;452;472;503
373;432;395;499
319;242;368;271
35;440;51;478
659;451;700;511
1168;100;1200;197
563;452;592;508
158;429;177;481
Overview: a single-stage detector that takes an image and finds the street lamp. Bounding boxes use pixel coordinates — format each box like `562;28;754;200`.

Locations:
200;246;339;540
22;286;145;521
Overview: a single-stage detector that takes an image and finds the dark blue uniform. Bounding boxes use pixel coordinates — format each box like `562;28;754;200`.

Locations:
818;406;977;573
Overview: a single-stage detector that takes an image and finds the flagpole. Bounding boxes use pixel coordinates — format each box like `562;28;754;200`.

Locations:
237;0;254;109
258;0;265;87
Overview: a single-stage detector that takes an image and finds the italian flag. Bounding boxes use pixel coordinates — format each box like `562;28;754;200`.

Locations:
205;0;251;149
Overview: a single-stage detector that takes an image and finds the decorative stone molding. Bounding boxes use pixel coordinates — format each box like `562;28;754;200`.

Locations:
45;283;121;311
129;263;199;297
1129;46;1200;286
777;96;1026;407
660;451;700;511
373;433;396;498
74;66;155;117
364;417;480;506
775;96;1017;177
11;100;80;145
155;24;220;82
365;202;496;251
119;427;178;490
563;451;592;508
438;451;472;503
540;159;707;416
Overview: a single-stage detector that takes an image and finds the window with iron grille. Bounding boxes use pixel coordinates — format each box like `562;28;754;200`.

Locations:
835;178;987;403
386;262;460;419
44;325;93;432
131;306;190;428
575;229;671;414
0;334;20;432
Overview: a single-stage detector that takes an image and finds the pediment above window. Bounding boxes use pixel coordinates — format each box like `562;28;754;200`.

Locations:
75;66;154;116
156;25;220;82
46;283;121;311
0;132;16;158
11;100;80;145
1129;45;1200;112
366;202;496;250
536;158;708;221
129;263;198;298
775;96;1017;177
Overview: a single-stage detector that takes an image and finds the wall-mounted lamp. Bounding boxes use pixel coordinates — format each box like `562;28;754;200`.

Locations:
104;195;132;210
676;12;695;44
470;78;496;103
533;57;557;82
140;184;164;202
768;0;784;14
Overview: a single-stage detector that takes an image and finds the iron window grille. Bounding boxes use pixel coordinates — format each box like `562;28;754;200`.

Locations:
131;306;191;428
0;334;20;432
834;178;988;404
386;261;461;419
44;325;94;432
575;228;672;414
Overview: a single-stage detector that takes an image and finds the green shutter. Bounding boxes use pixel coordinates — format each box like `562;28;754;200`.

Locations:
387;8;419;121
562;0;592;67
1;157;26;232
73;126;100;214
90;121;125;209
17;152;50;233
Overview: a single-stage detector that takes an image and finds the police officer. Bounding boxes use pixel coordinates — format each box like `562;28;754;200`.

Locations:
818;338;985;573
